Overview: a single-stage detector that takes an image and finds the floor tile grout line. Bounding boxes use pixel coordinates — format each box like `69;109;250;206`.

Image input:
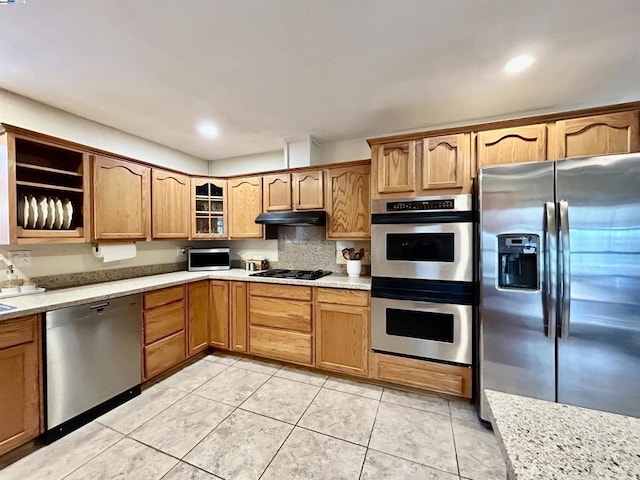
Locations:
321;383;383;401
358;392;383;480
377;398;452;420
59;435;131;480
256;422;296;480
366;444;462;478
449;407;462;478
102;386;190;437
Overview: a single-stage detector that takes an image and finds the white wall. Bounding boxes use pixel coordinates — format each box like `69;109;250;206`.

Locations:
0;89;209;174
209;150;284;176
208;137;371;175
315;137;371;165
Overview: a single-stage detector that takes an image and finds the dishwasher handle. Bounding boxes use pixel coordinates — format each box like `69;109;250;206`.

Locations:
89;302;110;310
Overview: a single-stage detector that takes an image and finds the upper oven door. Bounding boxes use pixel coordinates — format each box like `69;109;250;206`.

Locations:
371;222;473;282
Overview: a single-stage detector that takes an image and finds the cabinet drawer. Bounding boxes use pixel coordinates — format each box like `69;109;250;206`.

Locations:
249;297;311;332
249;326;312;365
0;315;38;350
250;283;312;301
316;288;369;307
371;352;472;399
144;285;184;310
144;331;185;380
144;300;185;345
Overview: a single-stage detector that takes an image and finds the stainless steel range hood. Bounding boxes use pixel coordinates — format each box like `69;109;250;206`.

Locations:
255;211;326;226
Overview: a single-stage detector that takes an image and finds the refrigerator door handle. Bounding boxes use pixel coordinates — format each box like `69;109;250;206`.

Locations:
544;201;557;339
559;200;571;339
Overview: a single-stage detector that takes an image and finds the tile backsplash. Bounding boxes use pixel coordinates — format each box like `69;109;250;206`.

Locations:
271;226;371;274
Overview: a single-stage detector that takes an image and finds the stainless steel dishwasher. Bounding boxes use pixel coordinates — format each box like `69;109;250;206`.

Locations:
45;294;142;440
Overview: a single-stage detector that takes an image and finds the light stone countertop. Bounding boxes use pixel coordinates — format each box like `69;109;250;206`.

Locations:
485;389;640;480
0;269;370;322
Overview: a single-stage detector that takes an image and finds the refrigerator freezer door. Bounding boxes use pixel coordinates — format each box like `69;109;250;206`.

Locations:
556;154;640;417
479;161;556;421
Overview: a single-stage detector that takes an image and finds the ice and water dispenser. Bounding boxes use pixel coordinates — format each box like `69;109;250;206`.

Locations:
497;234;540;290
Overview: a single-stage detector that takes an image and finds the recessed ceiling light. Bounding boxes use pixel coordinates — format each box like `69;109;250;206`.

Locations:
504;55;534;74
197;121;219;139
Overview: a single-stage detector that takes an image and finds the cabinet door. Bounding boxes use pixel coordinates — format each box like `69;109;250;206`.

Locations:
188;281;209;356
152;169;190;239
93;155;151;240
144;331;186;380
209;280;229;349
374;141;417;194
315;303;369;376
0;315;41;455
230;281;248;352
191;178;227;239
263;174;292;212
293;170;324;210
476;125;547;170
556;111;639;159
420;134;469;192
228;176;263;239
325;164;371;239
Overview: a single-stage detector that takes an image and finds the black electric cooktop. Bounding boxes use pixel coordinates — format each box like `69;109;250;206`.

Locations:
250;269;332;280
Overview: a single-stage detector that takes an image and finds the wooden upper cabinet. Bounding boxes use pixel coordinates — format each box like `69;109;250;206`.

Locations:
263;173;292;212
93;155;151;241
292;170;323;210
228;176;263;239
374;141;417;194
420;133;470;192
555;111;639;159
151;169;190;239
325;164;370;239
475;124;547;171
191;178;227;239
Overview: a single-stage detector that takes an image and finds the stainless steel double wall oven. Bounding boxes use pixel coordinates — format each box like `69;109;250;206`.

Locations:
371;194;475;366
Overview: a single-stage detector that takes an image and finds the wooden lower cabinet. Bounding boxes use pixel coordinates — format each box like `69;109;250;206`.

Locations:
0;315;42;455
209;280;230;349
315;301;369;377
144;331;186;380
249;326;312;365
230;282;248;352
371;352;472;399
188;281;209;356
248;283;313;365
142;286;187;380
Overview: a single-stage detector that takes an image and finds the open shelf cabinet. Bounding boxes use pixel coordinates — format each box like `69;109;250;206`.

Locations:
0;126;91;245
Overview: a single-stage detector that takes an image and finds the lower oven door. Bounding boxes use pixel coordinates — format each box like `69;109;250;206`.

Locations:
371;296;472;365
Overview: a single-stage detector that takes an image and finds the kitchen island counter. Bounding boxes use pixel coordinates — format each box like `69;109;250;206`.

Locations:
0;269;370;322
485;389;640;480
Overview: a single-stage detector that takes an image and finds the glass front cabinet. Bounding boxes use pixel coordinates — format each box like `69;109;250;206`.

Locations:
191;178;227;238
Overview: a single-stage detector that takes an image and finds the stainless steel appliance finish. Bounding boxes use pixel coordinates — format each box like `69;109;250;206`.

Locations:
46;295;142;430
479;154;640;420
371;195;474;282
249;269;332;280
188;247;231;271
371;297;473;364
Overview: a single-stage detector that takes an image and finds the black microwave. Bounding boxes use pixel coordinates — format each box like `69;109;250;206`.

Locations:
188;248;231;271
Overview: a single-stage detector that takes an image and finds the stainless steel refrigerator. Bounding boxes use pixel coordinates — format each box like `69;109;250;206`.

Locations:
479;153;640;421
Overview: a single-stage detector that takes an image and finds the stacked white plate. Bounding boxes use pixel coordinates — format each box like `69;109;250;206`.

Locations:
17;195;73;229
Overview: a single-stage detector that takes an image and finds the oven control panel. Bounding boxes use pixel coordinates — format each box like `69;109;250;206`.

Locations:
386;199;455;212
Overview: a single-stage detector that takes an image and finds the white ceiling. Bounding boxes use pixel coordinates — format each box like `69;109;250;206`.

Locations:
1;0;639;161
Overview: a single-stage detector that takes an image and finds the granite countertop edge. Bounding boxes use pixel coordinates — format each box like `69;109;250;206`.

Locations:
485;389;640;480
0;269;371;322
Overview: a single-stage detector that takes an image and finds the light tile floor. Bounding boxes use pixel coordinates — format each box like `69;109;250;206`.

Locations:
0;354;506;480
